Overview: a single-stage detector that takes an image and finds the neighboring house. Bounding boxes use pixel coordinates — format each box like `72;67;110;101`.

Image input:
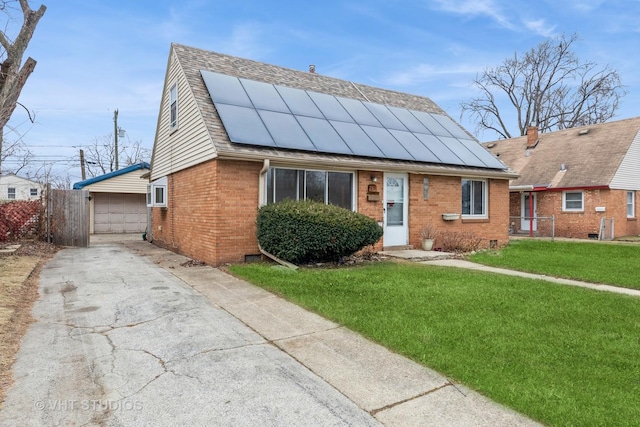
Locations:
149;43;518;266
0;174;42;201
73;162;150;234
483;118;640;239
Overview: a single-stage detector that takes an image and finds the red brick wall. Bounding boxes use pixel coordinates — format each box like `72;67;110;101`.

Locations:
152;159;262;265
508;189;639;238
408;175;509;249
153;161;512;265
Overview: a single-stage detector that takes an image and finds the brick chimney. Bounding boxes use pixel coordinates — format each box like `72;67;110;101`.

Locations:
526;125;539;149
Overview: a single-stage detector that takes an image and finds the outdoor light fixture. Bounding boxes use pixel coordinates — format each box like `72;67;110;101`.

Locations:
371;175;378;183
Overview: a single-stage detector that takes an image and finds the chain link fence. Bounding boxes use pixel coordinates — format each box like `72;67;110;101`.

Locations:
509;215;555;239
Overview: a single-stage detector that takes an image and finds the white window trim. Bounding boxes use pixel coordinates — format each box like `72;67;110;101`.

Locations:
7;187;16;199
146;184;152;207
151;177;167;208
169;82;178;131
562;191;584;212
627;191;635;218
461;179;488;219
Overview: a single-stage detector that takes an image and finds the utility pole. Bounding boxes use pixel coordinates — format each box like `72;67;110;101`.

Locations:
79;149;86;180
113;109;119;171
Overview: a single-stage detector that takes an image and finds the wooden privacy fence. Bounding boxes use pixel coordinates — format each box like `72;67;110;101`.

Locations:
48;189;89;247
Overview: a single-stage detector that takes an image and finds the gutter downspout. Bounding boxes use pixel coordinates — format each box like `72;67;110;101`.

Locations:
258;159;270;206
256;159;297;270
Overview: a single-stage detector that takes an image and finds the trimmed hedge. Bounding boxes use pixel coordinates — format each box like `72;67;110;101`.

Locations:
257;200;383;264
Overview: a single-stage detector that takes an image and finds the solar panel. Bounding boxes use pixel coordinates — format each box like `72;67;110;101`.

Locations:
437;136;486;167
387;106;430;133
432;114;473;139
456;138;506;169
215;104;274;146
240;78;289;113
201;70;252;107
364;103;408;131
258;110;316;151
199;69;506;170
296;116;353;155
276;86;324;118
388;130;440;163
361;126;415;161
414;134;464;165
337;97;382;127
411;111;450;136
307;92;354;122
330;121;384;158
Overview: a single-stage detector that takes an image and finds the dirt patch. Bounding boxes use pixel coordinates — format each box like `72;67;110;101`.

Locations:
0;240;58;409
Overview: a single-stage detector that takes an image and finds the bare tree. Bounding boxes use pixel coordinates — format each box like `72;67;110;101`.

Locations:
0;0;46;173
83;133;150;178
461;33;626;139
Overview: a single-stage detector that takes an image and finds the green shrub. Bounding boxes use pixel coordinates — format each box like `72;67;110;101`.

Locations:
257;200;383;264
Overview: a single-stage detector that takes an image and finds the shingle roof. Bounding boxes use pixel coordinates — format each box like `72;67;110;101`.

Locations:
483;117;640;188
73;162;150;190
172;44;515;178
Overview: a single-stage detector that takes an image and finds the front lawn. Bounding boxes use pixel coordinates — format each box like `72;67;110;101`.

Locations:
230;261;640;427
469;239;640;289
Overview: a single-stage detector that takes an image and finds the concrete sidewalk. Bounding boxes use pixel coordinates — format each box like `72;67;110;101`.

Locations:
380;248;640;298
0;236;541;426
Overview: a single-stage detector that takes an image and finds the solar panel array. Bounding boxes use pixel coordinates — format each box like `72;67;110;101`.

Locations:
200;70;506;169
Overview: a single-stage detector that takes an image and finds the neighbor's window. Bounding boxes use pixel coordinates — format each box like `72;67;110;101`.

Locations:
627;191;635;218
169;82;178;129
265;167;354;210
461;179;487;217
30;188;38;197
7;187;16;199
562;191;584;211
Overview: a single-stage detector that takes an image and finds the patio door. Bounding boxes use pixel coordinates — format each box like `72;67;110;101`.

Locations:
521;193;537;231
383;173;408;247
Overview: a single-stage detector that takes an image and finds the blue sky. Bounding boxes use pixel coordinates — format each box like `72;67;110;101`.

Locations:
6;0;640;183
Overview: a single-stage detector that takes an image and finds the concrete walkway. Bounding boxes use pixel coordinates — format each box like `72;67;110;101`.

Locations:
0;236;541;427
381;248;640;298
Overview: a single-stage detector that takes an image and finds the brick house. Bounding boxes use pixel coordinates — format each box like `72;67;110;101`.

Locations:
483;118;640;239
148;44;517;266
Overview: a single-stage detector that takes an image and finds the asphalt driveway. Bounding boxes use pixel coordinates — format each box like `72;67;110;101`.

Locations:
0;236;539;427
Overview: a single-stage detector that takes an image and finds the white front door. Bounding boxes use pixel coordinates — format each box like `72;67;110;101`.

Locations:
384;173;408;247
521;193;537;231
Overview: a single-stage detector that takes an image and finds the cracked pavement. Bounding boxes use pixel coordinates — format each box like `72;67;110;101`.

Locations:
0;235;541;426
0;239;379;427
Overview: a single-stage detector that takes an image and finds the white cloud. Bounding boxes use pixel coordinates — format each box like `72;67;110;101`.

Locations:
430;0;516;30
524;19;556;37
380;63;478;86
567;0;606;12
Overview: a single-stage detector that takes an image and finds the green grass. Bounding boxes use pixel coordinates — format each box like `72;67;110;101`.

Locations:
469;239;640;289
230;261;640;427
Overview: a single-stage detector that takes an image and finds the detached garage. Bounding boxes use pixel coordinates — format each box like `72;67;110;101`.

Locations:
73;162;150;234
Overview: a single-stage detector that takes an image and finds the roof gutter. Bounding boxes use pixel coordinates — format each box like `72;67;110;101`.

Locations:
510;184;549;192
217;152;520;180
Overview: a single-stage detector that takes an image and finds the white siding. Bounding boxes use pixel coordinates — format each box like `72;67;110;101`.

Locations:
151;48;217;181
0;175;42;200
611;130;640;190
83;169;149;194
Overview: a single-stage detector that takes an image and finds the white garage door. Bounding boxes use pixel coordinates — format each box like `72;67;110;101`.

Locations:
94;193;147;233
